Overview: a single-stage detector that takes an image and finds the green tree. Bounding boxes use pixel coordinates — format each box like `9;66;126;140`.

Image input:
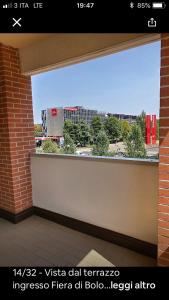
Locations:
34;124;43;137
64;120;73;134
63;120;80;145
91;116;103;142
121;120;131;140
92;130;109;156
125;124;146;158
104;116;121;143
71;124;80;145
78;120;91;147
42;140;59;153
63;133;76;154
136;110;146;140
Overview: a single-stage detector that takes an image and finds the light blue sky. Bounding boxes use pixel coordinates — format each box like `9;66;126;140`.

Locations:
32;41;160;124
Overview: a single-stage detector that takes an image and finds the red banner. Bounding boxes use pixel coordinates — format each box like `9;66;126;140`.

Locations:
146;115;151;145
151;115;156;145
51;108;57;116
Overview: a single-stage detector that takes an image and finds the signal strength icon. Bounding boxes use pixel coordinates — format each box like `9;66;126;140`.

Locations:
2;3;13;8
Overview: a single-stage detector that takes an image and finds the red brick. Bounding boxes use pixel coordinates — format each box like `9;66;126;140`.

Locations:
159;128;169;137
159;189;169;197
161;68;169;80
158;256;169;266
160;108;169;118
161;76;169;87
159;197;169;207
158;227;169;238
159;35;169;265
158;235;169;245
159;215;169;229
158;250;169;260
0;43;35;214
160;86;169;97
159;156;169;164
159;176;169;188
159;164;169;172
158;219;169;229
159;138;169;147
161;57;169;67
158;204;169;214
161;37;169;48
159;148;169;156
159;118;169;127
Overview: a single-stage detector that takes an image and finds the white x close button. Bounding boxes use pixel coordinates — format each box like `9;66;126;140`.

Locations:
12;18;22;27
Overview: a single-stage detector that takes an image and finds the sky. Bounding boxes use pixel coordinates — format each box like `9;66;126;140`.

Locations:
32;41;160;124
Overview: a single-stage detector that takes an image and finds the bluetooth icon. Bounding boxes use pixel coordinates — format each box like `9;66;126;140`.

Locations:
130;2;134;8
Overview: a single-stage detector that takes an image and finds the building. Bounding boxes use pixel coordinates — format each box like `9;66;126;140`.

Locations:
42;106;106;137
64;106;106;125
42;106;137;137
108;113;137;123
42;108;64;137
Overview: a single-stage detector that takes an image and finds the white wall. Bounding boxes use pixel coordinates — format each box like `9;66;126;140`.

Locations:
31;155;158;244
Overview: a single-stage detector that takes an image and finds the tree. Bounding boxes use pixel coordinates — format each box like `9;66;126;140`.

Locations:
42;140;59;153
124;124;146;158
91;116;103;142
78;120;91;147
63;120;80;145
63;120;73;134
63;133;76;154
156;119;159;140
71;124;80;145
104;116;121;143
121;120;131;140
92;130;109;156
136;110;146;140
34;124;43;137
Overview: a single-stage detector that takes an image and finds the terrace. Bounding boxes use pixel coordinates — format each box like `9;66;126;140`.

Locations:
0;216;155;266
0;33;169;266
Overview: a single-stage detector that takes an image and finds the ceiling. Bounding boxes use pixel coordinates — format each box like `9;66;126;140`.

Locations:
0;33;160;50
0;33;160;75
0;34;53;48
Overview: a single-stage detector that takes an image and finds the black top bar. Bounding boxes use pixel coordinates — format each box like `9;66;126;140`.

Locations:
0;1;168;33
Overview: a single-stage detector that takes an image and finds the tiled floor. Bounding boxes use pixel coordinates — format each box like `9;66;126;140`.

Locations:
0;216;156;266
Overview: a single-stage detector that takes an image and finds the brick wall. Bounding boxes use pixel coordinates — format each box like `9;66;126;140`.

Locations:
159;33;169;266
0;43;35;214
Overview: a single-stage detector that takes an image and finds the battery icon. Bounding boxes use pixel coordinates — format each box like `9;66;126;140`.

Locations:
152;2;165;9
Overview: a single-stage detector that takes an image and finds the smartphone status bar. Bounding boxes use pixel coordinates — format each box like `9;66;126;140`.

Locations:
0;1;168;33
